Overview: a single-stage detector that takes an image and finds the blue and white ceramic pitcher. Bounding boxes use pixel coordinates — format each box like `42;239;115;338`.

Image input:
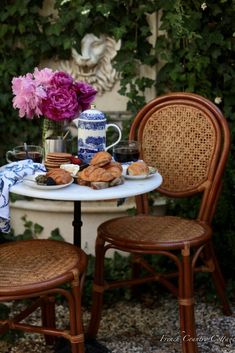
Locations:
76;107;122;163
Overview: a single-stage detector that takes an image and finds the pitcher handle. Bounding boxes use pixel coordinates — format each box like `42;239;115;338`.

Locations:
6;150;14;163
105;123;122;151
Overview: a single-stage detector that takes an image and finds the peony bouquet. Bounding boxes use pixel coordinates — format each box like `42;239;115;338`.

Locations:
12;68;97;122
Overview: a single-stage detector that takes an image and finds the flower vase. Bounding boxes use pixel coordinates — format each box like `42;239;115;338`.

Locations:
42;119;65;140
42;119;65;157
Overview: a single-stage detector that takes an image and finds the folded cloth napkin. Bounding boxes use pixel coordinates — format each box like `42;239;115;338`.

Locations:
0;159;46;233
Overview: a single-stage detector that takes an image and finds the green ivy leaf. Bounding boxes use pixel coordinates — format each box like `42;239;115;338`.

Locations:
34;223;44;235
49;228;65;241
16;229;33;240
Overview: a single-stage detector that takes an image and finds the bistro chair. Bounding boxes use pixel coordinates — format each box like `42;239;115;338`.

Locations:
87;92;232;353
0;239;87;353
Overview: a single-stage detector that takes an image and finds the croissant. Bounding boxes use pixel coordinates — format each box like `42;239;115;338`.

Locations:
127;161;149;176
78;165;114;182
46;168;73;185
104;161;122;171
103;161;123;178
78;165;98;181
90;151;112;167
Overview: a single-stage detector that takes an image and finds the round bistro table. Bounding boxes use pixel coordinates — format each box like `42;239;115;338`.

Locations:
10;173;163;247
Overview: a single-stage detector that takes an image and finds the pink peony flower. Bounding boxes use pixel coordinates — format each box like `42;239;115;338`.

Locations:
12;73;46;118
12;67;97;121
41;86;80;121
33;67;54;87
50;71;74;87
74;81;97;111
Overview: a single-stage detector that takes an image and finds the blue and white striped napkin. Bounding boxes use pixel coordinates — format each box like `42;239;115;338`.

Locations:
0;160;46;233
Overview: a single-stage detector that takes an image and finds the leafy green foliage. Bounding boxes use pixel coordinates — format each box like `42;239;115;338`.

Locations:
1;215;43;241
0;0;157;163
155;0;235;276
49;227;65;241
1;215;64;242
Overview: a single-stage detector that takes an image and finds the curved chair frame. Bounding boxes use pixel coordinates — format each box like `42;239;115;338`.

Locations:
87;92;232;353
0;239;87;353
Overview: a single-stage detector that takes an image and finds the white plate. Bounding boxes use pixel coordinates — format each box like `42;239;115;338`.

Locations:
123;172;156;180
122;164;157;180
23;175;73;190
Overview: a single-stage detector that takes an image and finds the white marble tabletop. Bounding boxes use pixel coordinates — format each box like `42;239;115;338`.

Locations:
10;173;163;202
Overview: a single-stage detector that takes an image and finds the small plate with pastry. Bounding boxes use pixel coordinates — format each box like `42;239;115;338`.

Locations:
23;169;73;190
122;161;157;180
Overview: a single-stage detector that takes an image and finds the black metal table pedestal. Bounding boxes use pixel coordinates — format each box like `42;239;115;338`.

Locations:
73;200;83;247
58;201;110;353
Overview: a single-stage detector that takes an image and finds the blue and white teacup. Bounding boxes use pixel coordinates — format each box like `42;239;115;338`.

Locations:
76;108;122;164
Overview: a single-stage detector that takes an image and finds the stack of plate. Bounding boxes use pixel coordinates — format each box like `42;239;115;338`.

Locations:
44;152;72;171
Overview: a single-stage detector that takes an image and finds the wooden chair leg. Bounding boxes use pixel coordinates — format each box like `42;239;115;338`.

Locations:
41;295;56;345
87;237;106;338
204;242;232;315
131;254;143;297
178;260;187;353
180;246;198;353
72;283;85;353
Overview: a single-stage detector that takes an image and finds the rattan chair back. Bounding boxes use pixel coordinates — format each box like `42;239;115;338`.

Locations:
130;92;230;222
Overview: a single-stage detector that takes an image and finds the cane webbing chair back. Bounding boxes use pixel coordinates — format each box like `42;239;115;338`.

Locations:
130;92;230;221
0;239;87;353
87;93;232;353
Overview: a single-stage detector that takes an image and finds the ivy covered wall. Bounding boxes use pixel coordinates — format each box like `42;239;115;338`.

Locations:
0;0;234;273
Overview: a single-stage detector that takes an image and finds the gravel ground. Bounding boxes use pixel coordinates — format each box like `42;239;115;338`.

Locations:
0;294;235;353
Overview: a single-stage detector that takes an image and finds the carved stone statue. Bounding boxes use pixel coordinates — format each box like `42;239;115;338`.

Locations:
58;34;121;95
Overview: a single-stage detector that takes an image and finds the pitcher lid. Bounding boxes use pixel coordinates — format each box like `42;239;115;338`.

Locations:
79;107;106;121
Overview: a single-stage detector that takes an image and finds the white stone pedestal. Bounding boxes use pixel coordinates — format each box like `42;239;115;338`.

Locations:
10;198;135;256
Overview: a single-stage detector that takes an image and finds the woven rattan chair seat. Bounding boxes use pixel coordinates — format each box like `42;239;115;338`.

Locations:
0;239;83;293
98;215;211;249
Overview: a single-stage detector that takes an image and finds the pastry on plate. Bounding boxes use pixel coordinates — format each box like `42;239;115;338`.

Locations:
46;168;73;185
90;151;112;167
103;161;123;178
127;161;149;176
78;165;114;182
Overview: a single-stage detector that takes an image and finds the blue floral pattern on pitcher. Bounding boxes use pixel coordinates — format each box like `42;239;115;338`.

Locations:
86;136;105;145
77;108;122;163
79;110;105;121
78;121;105;130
